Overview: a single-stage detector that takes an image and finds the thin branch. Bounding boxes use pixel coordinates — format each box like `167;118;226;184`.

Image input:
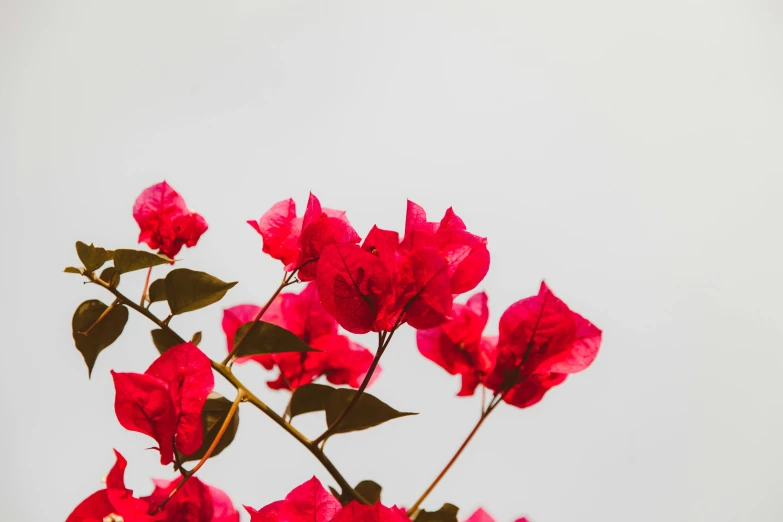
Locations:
313;322;400;444
221;270;297;365
83;271;369;505
79;299;120;335
155;390;244;512
139;266;153;306
407;395;503;516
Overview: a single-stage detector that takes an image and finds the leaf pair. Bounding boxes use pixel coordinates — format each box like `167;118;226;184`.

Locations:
71;242;172;274
290;383;416;435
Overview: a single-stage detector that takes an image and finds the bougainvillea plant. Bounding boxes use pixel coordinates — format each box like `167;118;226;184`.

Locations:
64;181;602;522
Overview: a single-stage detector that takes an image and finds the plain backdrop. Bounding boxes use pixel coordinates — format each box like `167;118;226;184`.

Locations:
2;1;782;521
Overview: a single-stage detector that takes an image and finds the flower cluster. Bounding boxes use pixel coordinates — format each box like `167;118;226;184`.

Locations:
250;195;490;334
133;181;208;259
418;283;602;408
66;182;603;522
67;451;239;522
222;282;377;390
245;477;409;522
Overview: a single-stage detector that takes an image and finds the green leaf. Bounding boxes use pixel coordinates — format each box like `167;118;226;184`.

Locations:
290;384;336;419
148;278;167;303
99;267;120;287
233;320;316;357
112;249;172;274
165;268;237;315
75;241;109;272
72;300;129;376
177;392;240;464
151;328;183;354
325;389;417;435
330;480;383;506
191;331;202;346
416;504;459;522
64;266;82;274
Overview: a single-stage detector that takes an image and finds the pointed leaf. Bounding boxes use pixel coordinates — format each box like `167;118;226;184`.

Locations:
165;268;237;315
151;328;183;354
233;320;316;357
64;266;82;274
112;249;172;274
99;266;121;287
76;241;109;272
334;480;382;506
191;331;203;346
72;300;129;376
148;278;167;303
325;389;417;434
177;392;240;463
290;384;336;419
417;504;459;522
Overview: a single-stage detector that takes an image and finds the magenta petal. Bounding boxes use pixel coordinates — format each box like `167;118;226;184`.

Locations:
145;342;215;456
111;371;177;465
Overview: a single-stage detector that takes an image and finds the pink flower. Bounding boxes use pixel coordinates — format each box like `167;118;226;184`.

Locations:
245;477;410;522
112;342;214;464
484;282;602;408
417;292;497;396
67;451;239;522
133;181;208;259
248;193;360;281
222;283;377;391
462;508;531;522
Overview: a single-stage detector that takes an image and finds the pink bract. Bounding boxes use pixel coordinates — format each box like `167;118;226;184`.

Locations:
133;181;208;259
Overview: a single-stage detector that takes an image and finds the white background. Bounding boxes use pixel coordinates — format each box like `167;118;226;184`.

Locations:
2;1;782;521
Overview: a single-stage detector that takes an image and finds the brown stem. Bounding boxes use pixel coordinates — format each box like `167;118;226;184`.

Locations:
155;390;244;512
313;326;398;444
139;266;153;306
79;299;120;335
407;395;503;516
221;271;297;365
83;271;368;504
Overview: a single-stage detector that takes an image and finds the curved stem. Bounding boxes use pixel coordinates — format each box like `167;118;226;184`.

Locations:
407;396;502;516
84;272;369;505
222;271;296;365
313;326;398;444
139;266;153;306
156;390;244;512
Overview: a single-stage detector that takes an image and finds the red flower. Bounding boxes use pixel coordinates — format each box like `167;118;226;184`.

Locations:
133;181;208;259
246;477;341;522
401;202;489;295
317;201;488;334
222;283;377;391
248;193;360;281
332;503;411;522
484;282;602;408
67;450;157;522
145;478;239;522
245;477;410;522
463;508;531;522
67;451;238;522
112;342;214;464
417;292;498;396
